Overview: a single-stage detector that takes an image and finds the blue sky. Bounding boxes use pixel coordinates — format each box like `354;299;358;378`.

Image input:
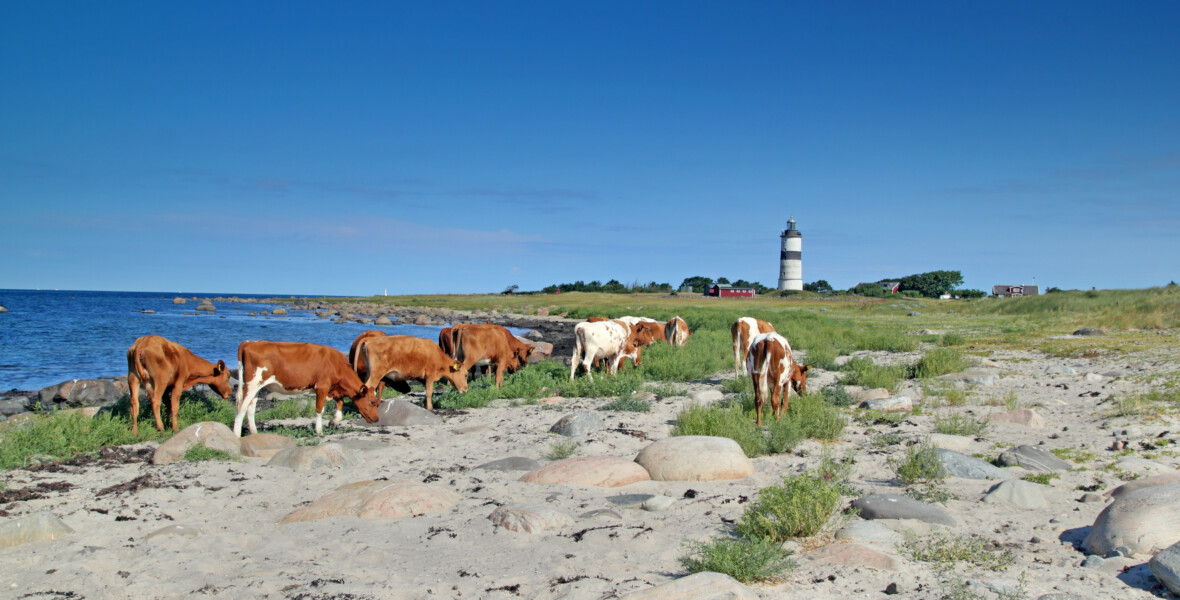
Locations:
2;1;1177;296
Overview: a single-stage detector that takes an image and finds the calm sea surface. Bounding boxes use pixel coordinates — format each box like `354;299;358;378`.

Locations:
0;289;445;391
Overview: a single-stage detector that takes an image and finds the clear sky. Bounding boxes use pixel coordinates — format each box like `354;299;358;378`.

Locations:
2;1;1177;296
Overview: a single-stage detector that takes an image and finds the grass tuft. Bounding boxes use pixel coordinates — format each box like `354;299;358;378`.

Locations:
890;440;946;485
679;537;796;583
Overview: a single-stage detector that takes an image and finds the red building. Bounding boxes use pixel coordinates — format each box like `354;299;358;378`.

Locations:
704;284;756;298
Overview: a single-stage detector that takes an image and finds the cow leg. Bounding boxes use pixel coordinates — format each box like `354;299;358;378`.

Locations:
494;362;505;387
170;365;191;432
128;371;142;435
423;377;436;411
313;389;328;435
234;366;273;437
333;397;344;426
150;383;168;433
570;339;583;381
770;381;783;421
752;373;765;428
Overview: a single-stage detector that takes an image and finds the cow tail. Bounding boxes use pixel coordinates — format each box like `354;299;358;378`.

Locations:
454;329;467;365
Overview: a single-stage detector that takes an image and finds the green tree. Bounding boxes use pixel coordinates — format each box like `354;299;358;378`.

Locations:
680;276;714;293
804;280;833;293
897;271;964;298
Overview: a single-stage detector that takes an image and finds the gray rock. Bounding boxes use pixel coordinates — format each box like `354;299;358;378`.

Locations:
982;479;1049;509
476;457;542;472
366;399;443;427
1150;540;1180;595
908;311;920;317
608;494;657;509
488;504;574;534
579;509;622;520
266;443;360;470
0;396;29;416
1081;493;1105;503
549;411;605;437
374;316;393;326
835;519;904;544
153;421;241;465
858;395;912;412
1083;482;1180;556
39;377;128;407
935;448;1013;480
641;495;676;512
0;513;74;550
0;304;7;312
997;445;1072;472
850;494;957;526
1082;555;1104;568
1073;328;1105;336
635;436;754;481
144;524;201;542
525;329;544;340
1046;364;1077;376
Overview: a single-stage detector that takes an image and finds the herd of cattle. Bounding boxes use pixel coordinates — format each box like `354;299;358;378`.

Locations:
124;313;809;438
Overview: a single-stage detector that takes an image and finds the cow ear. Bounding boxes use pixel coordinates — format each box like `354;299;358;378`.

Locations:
801;364;810;372
214;361;226;375
526;347;534;355
359;385;368;396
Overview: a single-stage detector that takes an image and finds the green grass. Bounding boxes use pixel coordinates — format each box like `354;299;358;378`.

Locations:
679;537;796;583
0;412;152;470
637;329;731;381
545;437;579;460
182;445;240;462
255;398;317;421
672;403;768;457
939;332;966;347
673;390;845;457
890;440;946;485
819;385;857;407
600;396;652;412
840;357;905;390
908;348;970;379
900;532;1015;571
1021;472;1060;485
736;469;847;542
853;409;909;426
932;412;989;437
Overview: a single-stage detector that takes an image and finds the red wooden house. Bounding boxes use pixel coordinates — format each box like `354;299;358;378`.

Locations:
704;284;756;298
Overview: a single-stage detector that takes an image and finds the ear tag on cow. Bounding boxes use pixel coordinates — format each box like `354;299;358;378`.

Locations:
451;363;461;372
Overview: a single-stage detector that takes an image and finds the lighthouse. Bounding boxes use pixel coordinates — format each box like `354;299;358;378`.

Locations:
777;218;802;291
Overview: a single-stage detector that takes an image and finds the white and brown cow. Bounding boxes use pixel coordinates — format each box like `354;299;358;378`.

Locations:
235;341;378;436
126;335;233;434
731;317;776;375
570;320;641;381
745;332;810;426
665;316;691;347
359;335;469;411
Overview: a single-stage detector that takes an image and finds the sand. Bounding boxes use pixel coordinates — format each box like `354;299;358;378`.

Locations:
2;339;1178;599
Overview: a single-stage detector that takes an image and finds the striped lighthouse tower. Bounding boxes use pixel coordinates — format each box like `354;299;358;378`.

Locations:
777;217;803;291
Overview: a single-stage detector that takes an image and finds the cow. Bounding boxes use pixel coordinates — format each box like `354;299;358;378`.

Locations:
616;316;666;343
731;317;776;375
745;332;810;426
665;316;691;347
607;316;663;368
235;341;378;437
451;323;533;386
570;320;641;381
126;335;233;435
359;335;469;411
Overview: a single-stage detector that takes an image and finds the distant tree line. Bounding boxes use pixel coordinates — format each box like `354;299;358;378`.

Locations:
678;276;774;295
539;280;674;294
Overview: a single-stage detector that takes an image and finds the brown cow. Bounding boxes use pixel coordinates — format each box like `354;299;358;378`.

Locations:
665;316;691;347
452;323;533;386
126;335;232;434
235;341;378;436
359;335;468;411
745;332;810;426
731;317;776;375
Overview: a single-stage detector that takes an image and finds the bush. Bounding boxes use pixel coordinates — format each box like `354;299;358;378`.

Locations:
840;357;904;390
679;537;795;583
672;403;767;457
735;473;843;541
786;392;846;441
820;385;856;407
908;348;970;379
939;332;966;347
890;440;946;485
803;345;839;371
545;438;578;460
600;396;651;412
932;412;989;437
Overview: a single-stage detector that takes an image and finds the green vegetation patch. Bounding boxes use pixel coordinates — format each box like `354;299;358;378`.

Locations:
933;412;989;437
679;537;796;584
182;445;240;462
900;532;1015;571
600;396;651;412
890;440;947;485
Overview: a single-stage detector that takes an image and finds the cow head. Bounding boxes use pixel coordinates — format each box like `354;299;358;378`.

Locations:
633;323;660;346
352;384;381;423
789;364;810;395
445;362;469;393
208;360;234;399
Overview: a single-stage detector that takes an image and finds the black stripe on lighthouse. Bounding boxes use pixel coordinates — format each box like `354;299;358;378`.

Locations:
780;251;802;260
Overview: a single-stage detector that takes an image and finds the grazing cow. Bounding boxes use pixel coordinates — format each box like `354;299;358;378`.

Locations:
745;332;810;426
586;316;610;323
616;316;666;343
235;341;378;436
126;335;232;434
731;317;776;375
452;324;533;386
570;320;641;381
610;316;663;368
665;316;691;347
359;335;468;411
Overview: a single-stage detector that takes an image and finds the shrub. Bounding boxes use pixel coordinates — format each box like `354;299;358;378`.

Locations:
854;409;908;426
890;440;946;485
908;348;970;379
672;403;767;457
1021;472;1059;485
840;357;904;390
820;385;856;407
600;396;651;412
900;532;1015;571
545;438;578;460
764;417;804;454
722;376;751;394
736;473;844;541
786;392;846;441
679;537;795;583
939;332;966;347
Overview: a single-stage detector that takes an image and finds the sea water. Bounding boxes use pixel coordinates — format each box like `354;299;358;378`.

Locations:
0;289;444;391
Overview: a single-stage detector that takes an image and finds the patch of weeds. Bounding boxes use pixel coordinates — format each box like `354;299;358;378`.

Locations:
939;332;966;347
905;483;953;504
819;385;856;407
803;344;839;371
1108;393;1162;418
900;532;1015;571
679;537;795;583
545;438;579;460
1021;472;1060;485
645;382;684;398
1051;447;1096;463
854;409;908;426
182;445;240;462
600;396;651;412
1002;390;1023;411
735;472;844;542
840;357;904;391
890;440;946;485
871;432;903;448
933;412;989;437
908;348;970;379
673;403;767;457
722;377;751;394
255;398;315;421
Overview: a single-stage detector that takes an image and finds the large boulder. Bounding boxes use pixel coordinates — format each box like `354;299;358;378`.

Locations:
986;409;1045;428
374;316;393;326
935;449;1013;480
799;542;898;570
520;456;650;487
1150;541;1180;595
981;479;1049;510
997;445;1072;472
365;399;443;427
619;572;759;600
549;412;605;437
1083;482;1180;556
635;436;754;481
278;480;461;524
271;307;288;315
172;297;186;304
39;377;128;408
488;504;575;534
0;396;30;416
239;433;296;458
1107;471;1180;500
266;443;360;470
0;513;74;549
152;421;241;465
849;495;956;526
